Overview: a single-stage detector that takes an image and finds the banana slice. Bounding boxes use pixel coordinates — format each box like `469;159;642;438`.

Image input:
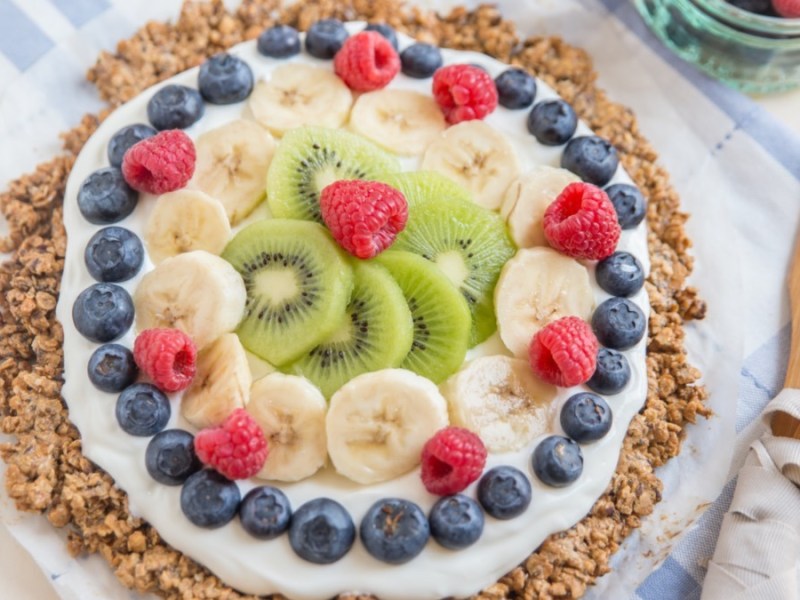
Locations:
494;247;594;357
501;166;580;248
191;119;276;225
134;250;246;350
442;356;556;453
246;350;276;381
248;64;353;136
246;373;327;482
181;333;251;429
421;120;520;210
349;89;446;156
144;189;231;264
326;369;448;484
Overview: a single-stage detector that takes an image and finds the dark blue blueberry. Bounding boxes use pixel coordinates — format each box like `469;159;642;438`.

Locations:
78;167;138;225
561;135;619;186
365;23;398;50
84;226;144;283
726;0;773;14
360;498;429;564
588;348;631;395
596;251;645;297
305;19;349;59
527;99;578;146
400;43;443;78
87;343;137;393
198;53;254;105
107;124;157;168
560;393;613;443
257;24;301;58
72;283;134;343
145;429;201;485
494;68;536;109
591;297;647;350
532;435;583;487
115;383;170;437
429;494;484;550
147;84;205;130
289;497;355;564
239;486;292;540
180;469;241;528
477;466;531;520
605;183;646;229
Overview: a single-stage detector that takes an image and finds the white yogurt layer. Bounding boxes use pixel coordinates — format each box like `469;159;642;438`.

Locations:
56;24;650;600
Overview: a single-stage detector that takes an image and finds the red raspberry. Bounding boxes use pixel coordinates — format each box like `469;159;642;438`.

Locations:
528;316;598;387
133;328;197;392
432;64;498;125
773;0;800;17
543;182;621;260
194;408;268;480
121;129;195;195
334;31;400;92
320;180;408;259
420;427;487;496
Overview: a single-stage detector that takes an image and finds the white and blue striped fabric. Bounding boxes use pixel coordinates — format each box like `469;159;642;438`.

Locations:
1;1;799;599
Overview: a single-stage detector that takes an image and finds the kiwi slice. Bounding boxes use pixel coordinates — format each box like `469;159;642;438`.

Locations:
221;219;353;367
266;127;401;223
290;261;413;398
385;172;516;346
376;251;471;384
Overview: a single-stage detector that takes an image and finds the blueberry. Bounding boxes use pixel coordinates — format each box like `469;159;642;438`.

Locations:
257;24;301;58
429;494;484;550
605;183;646;229
591;297;647;350
239;486;292;540
726;0;773;14
494;68;536;109
198;53;254;105
72;283;134;343
289;497;355;564
596;251;645;297
78;167;138;225
116;383;170;437
560;393;613;443
84;226;144;283
107;124;157;168
532;435;583;487
400;43;443;78
561;135;619;186
477;466;531;520
360;498;429;564
147;84;205;130
588;348;631;395
305;19;349;59
527;99;578;146
180;469;241;528
87;343;138;393
145;429;201;485
365;23;398;50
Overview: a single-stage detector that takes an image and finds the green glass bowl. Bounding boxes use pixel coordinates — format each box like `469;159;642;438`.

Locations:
634;0;800;93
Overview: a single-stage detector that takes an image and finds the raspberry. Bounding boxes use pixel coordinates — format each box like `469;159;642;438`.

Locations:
421;427;487;496
121;129;195;195
133;328;197;392
194;408;268;480
320;180;408;259
773;0;800;17
432;64;498;125
543;182;621;260
528;316;598;387
334;31;400;92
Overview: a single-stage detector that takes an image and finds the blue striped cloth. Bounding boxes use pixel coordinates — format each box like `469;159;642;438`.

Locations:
1;1;799;599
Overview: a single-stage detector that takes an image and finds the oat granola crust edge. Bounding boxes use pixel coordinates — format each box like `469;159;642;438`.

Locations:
0;2;709;599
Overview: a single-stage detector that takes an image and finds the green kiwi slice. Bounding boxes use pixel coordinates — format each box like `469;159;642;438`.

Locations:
266;126;401;223
375;251;471;384
384;172;516;347
221;219;353;367
290;261;413;398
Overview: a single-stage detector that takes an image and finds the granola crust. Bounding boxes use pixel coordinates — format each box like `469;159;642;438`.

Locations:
0;2;709;599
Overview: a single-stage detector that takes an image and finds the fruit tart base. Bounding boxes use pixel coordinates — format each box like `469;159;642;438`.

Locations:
0;1;709;599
